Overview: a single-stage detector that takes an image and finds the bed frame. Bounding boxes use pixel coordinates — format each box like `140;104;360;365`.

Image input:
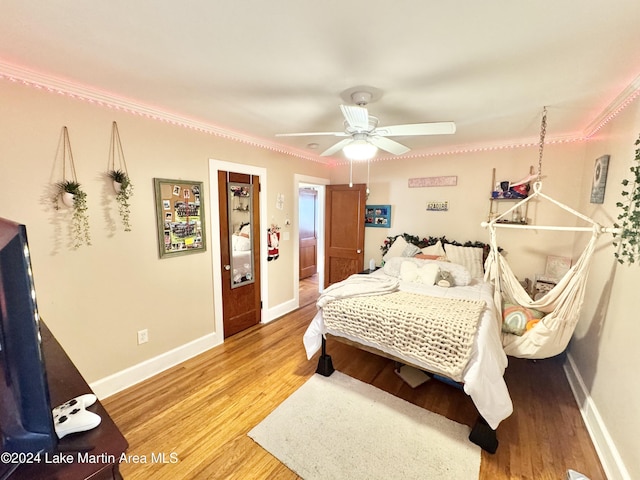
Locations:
316;335;499;454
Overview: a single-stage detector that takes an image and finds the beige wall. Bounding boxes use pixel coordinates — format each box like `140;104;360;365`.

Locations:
0;80;329;384
331;142;587;281
572;101;640;479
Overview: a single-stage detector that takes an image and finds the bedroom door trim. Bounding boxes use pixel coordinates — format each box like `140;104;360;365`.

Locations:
294;174;330;307
209;159;268;339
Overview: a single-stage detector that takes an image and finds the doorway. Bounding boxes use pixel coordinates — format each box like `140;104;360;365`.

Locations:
299;187;318;280
209;160;268;343
295;176;329;308
217;170;261;338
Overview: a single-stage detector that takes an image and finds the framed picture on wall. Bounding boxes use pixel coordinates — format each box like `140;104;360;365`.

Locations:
154;178;206;258
365;204;391;228
590;155;610;204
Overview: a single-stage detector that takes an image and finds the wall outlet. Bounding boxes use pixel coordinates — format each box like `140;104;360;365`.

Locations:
137;329;149;345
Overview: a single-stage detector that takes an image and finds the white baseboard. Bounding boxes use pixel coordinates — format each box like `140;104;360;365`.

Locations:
90;332;222;399
264;298;298;323
564;353;631;480
90;298;299;399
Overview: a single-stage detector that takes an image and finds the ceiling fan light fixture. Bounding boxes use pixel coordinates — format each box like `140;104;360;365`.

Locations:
343;137;377;161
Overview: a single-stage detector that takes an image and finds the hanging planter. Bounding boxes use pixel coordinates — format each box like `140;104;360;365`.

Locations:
52;127;91;249
613;134;640;265
107;122;134;232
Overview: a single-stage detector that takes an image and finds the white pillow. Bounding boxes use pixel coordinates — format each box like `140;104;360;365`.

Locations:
420;240;447;257
400;261;439;285
383;257;471;286
444;244;484;279
417;263;439;285
383;236;409;262
399;261;418;282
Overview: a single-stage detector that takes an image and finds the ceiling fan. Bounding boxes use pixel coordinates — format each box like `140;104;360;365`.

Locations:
276;91;456;159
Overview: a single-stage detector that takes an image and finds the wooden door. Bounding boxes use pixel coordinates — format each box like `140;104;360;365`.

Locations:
324;183;367;288
299;188;318;279
218;171;261;338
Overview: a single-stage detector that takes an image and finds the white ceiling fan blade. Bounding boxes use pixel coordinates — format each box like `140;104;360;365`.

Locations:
320;138;353;156
340;105;370;130
368;136;410;155
275;131;348;137
375;121;456;136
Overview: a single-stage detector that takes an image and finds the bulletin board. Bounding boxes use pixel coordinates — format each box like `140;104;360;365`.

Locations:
154;178;206;258
365;204;392;228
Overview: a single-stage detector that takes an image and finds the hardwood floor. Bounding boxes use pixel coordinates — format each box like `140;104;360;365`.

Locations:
103;277;606;479
298;273;319;308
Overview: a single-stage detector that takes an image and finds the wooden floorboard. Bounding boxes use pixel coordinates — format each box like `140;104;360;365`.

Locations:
103;276;606;480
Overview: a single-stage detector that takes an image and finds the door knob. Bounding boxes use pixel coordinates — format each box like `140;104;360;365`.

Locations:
357;249;362;254
224;265;231;270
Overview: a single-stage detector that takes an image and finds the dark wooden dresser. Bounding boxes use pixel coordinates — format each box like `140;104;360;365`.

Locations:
8;322;128;480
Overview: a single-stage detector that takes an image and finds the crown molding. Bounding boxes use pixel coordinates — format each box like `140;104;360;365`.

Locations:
3;60;638;164
583;73;640;138
0;60;326;164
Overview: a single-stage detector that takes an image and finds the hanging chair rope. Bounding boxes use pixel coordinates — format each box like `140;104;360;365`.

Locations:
536;106;547;183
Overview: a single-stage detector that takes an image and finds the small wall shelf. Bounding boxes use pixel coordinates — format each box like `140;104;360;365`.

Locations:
488;167;533;224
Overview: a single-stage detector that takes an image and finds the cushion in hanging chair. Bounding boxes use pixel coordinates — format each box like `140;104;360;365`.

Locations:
502;303;545;336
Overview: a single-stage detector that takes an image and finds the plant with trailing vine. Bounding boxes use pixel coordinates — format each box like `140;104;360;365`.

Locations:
613;134;640;265
108;169;134;232
54;180;91;249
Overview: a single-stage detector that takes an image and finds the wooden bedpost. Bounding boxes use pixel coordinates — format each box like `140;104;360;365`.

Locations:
316;337;335;376
469;415;498;453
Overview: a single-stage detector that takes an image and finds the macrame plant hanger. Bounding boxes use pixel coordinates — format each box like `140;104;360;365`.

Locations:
62;126;78;185
482;107;620;359
108;121;130;180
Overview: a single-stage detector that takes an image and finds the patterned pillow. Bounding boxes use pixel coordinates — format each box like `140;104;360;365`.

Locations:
443;244;484;279
502;303;545;336
402;243;422;257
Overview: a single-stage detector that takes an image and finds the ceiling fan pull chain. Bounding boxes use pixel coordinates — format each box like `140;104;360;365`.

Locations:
349;159;353;188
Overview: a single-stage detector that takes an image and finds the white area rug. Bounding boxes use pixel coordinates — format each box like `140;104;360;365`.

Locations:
248;371;480;480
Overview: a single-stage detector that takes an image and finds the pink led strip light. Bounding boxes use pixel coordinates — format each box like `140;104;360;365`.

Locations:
2;63;640;162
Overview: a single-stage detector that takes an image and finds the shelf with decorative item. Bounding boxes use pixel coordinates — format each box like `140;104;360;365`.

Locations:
488;167;534;224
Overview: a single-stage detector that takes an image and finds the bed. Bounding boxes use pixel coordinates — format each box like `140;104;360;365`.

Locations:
303;234;513;453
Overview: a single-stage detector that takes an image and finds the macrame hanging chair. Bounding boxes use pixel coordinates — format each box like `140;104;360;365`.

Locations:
482;108;619;359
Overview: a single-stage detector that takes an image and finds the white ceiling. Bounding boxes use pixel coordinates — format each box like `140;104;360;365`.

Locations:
2;1;640;162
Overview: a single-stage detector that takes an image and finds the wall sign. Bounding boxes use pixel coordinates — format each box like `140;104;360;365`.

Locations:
408;176;457;188
426;201;449;211
590;155;610;204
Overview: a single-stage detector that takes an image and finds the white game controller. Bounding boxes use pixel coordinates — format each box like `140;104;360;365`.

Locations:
52;393;101;439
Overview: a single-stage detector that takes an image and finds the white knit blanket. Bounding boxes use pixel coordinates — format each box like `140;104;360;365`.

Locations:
322;291;485;381
316;274;400;309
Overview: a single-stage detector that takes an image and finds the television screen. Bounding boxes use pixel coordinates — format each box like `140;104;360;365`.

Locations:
0;218;57;459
